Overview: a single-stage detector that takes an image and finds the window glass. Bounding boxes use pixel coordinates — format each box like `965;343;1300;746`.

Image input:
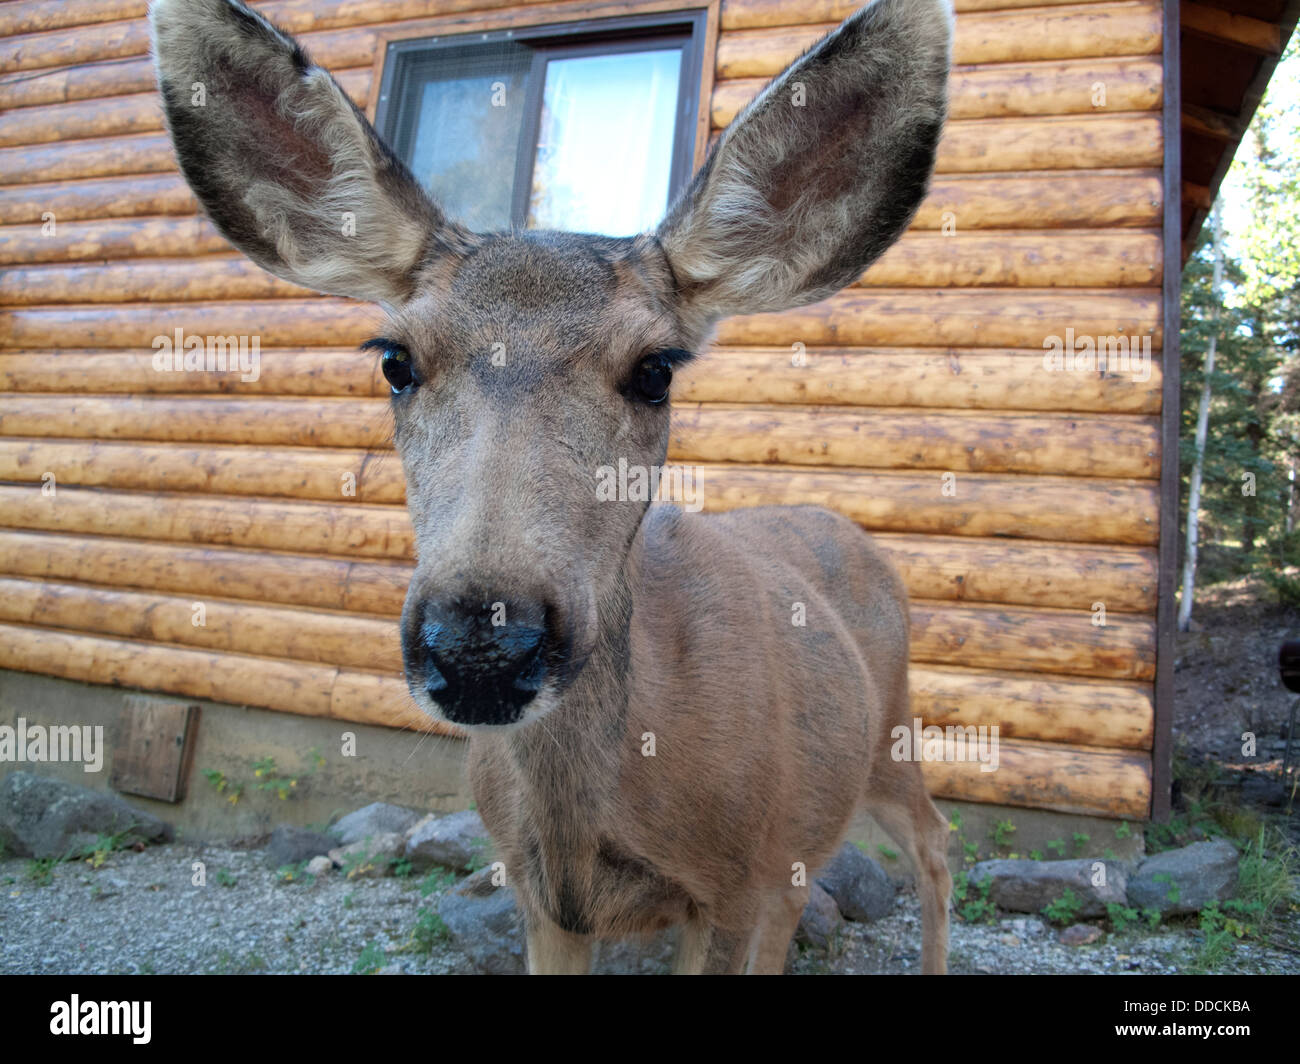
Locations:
526;48;683;236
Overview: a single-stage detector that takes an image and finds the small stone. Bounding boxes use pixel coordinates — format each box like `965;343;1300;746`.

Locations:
265;824;337;869
1059;923;1102;946
405;810;493;872
330;833;405;877
998;933;1021;947
814;842;895;922
305;856;333;876
330;802;423;845
795;882;844;950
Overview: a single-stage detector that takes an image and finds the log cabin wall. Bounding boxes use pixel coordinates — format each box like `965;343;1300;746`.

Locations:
0;0;1171;820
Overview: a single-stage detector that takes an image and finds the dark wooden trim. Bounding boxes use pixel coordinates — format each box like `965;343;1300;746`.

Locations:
1153;0;1182;823
1180;0;1300;255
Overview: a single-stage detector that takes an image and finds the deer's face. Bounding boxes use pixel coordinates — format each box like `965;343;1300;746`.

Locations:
383;232;692;727
151;0;951;730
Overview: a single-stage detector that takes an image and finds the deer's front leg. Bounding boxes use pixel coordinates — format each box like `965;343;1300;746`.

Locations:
525;913;593;974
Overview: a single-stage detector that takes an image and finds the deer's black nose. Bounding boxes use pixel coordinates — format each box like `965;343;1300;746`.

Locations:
419;600;547;726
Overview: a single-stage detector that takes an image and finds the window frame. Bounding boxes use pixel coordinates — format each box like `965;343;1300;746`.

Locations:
370;6;712;233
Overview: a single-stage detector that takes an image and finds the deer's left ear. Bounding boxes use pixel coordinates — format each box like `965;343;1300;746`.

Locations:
151;0;471;307
656;0;952;328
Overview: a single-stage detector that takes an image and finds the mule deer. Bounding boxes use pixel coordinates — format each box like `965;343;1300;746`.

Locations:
152;0;954;974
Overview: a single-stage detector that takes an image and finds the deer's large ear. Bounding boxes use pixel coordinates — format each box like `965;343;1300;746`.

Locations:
657;0;951;328
151;0;469;306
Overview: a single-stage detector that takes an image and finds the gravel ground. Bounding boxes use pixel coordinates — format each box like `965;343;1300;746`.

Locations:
3;842;1296;975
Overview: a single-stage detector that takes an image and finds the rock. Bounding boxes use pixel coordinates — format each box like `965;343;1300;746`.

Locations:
265;824;337;869
966;857;1128;918
329;802;423;846
592;931;678;975
814;842;895;922
1005;916;1049;939
328;833;405;878
405;810;493;872
795;882;844;950
305;856;333;877
0;771;172;859
998;933;1021;947
1126;840;1239;915
438;879;526;974
1059;923;1102;946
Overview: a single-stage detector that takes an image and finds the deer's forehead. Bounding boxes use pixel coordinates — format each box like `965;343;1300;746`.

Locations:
398;233;681;364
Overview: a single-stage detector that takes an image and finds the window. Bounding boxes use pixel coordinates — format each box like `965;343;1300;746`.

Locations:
374;13;707;237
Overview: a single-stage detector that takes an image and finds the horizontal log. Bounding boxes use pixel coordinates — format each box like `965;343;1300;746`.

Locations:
0;166;1161;231
0;438;405;503
0;396;1161;478
0;465;1159;547
712;57;1162;126
910;599;1155;680
922;736;1150;818
0;111;1162;186
0;344;1163;413
0;298;378;348
687;465;1159;544
0;348;384;395
0;57;154;112
0;576;404;673
0;216;226;266
860;229;1162;288
875;533;1156;611
0;131;175;186
0;571;1150;685
0;527;1156;615
714;289;1163;348
716;4;1162;77
671;404;1160;478
912;664;1153;749
0;529;413;615
0;290;1162;349
0;395;396;449
0;229;1164;299
0;483;416;557
0;621;447;734
0;68;372;148
2;15;149;75
0;174;196;226
934;114;1161;173
912;170;1162;229
0;255;312;304
680;348;1162;413
719;0;1103;30
0;1;149;37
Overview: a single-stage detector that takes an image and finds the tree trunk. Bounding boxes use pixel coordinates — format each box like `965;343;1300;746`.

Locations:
1178;201;1224;632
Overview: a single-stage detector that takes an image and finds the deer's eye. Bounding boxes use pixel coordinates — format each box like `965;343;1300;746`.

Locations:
379;345;415;394
630;353;673;405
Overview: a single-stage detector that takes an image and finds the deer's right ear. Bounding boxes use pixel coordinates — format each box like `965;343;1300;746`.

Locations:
150;0;469;307
657;0;952;330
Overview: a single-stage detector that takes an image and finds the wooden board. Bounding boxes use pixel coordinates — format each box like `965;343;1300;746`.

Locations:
109;694;199;803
